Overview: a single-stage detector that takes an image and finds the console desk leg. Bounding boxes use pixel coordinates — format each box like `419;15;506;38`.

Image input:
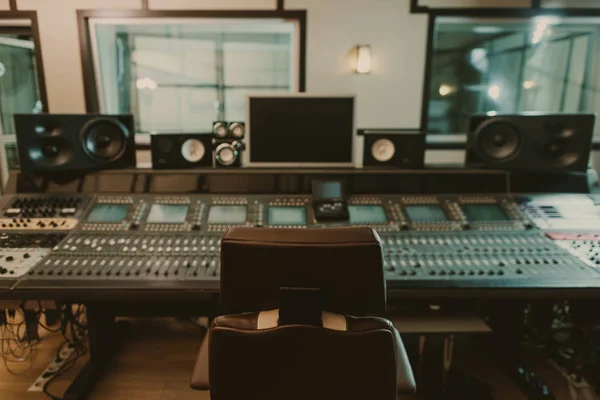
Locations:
63;305;129;400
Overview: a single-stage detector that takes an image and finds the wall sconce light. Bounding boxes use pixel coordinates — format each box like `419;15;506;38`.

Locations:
350;45;371;74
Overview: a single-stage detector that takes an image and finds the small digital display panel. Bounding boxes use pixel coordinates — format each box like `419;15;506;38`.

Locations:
146;204;188;224
86;204;129;223
349;205;388;224
207;205;247;224
462;204;509;222
314;181;342;199
405;205;447;222
269;207;306;226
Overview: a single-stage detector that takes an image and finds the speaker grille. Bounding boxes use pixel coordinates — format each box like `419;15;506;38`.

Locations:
28;137;72;167
81;118;129;161
475;120;521;162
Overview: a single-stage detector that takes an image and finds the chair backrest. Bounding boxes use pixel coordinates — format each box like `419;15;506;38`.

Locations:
190;227;416;400
219;226;386;315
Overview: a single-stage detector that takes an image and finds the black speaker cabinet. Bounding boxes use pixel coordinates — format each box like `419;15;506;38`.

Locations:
360;130;425;168
14;114;136;174
151;134;213;169
466;114;595;172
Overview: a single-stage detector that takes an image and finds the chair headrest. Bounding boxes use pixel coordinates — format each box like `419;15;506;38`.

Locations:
220;227;386;315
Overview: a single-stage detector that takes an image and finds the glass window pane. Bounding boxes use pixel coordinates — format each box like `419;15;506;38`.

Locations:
5;143;18;170
137;87;218;133
91;18;297;134
542;0;600;7
224;87;288;122
427;16;600;134
0;33;42;135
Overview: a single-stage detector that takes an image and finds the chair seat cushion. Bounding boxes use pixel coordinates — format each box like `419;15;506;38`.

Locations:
190;310;416;395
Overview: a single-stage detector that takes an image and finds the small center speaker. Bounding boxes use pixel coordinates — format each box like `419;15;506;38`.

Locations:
151;134;213;169
466;113;595;172
359;130;426;168
15;114;136;174
212;121;245;168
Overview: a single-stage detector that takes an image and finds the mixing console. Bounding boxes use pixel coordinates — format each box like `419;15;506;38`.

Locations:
0;195;89;231
2;192;600;294
0;233;66;289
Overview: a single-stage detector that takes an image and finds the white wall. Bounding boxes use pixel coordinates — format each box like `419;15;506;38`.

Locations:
0;0;10;11
9;0;429;130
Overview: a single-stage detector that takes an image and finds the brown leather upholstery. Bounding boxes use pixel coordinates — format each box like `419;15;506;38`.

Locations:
191;311;417;398
220;227;386;315
190;227;416;399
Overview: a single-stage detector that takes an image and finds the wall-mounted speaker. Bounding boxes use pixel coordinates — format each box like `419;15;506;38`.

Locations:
466;114;595;172
359;130;426;168
14;114;136;174
151;133;213;169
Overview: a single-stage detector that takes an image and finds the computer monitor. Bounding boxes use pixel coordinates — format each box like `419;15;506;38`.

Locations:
245;94;355;167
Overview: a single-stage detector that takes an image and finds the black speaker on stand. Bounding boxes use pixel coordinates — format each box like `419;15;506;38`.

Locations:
151;134;213;169
14;114;136;175
466;113;595;172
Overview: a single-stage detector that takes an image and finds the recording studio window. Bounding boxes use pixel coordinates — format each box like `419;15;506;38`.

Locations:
89;18;299;135
0;20;44;171
425;16;600;135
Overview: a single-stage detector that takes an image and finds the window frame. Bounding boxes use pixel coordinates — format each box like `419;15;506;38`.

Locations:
77;9;307;147
411;2;600;150
0;11;48;184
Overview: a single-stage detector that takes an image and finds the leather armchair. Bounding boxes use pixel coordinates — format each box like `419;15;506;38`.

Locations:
190;227;415;400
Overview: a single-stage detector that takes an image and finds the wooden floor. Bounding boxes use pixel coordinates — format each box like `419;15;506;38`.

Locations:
0;317;585;399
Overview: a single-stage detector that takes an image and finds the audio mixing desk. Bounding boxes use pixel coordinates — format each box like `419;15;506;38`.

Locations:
1;191;600;301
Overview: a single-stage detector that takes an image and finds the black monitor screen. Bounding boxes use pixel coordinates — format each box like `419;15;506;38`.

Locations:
405;205;447;222
249;96;354;164
462;204;509;222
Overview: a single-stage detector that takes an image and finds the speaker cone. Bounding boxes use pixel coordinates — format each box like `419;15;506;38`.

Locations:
539;122;579;167
229;122;245;138
213;121;228;138
475;120;521;162
215;142;238;166
157;137;174;154
28;137;72;167
81;118;129;161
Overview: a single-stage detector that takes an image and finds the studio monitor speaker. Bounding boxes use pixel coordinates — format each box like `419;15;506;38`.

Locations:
466;113;595;172
360;130;425;168
15;114;136;174
151;133;213;169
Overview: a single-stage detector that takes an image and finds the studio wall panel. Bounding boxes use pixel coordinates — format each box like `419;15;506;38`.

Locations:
0;0;10;10
286;0;427;129
148;0;276;10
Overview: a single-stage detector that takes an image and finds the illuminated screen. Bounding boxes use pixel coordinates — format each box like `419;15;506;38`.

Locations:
405;205;447;222
269;207;306;225
146;204;188;223
349;205;388;224
315;181;342;199
462;204;509;222
207;205;247;224
86;204;129;223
